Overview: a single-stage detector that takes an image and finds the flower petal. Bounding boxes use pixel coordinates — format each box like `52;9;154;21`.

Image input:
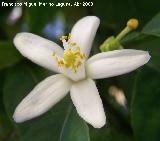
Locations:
70;78;106;128
60;63;86;81
14;32;63;72
13;74;72;123
70;16;100;56
86;49;151;79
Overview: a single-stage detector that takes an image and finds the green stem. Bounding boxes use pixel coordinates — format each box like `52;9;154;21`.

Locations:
116;26;131;41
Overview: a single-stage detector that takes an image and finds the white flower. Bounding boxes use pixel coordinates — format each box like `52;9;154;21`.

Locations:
13;16;150;128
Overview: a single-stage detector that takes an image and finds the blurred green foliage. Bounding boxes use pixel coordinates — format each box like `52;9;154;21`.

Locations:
0;0;160;141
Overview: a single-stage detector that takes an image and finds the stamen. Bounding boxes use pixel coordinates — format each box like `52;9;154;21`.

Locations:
52;34;86;73
68;41;76;46
60;36;68;41
68;33;71;40
52;51;56;56
127;18;139;30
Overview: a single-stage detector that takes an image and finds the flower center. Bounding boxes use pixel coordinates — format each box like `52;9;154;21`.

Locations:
52;34;86;73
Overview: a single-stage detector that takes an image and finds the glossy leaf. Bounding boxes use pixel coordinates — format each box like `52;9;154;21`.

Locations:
0;41;22;70
3;62;69;141
142;12;160;37
89;78;134;141
126;36;160;71
0;71;18;141
0;111;19;141
131;67;160;141
60;105;90;141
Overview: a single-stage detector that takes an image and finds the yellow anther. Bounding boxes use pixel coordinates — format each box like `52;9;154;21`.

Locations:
63;50;76;65
60;33;72;41
80;54;84;59
52;51;56;56
60;35;68;41
76;61;82;68
75;52;80;56
80;54;87;59
68;33;71;40
127;18;139;30
83;54;87;58
59;60;64;64
76;47;80;51
68;41;76;46
53;34;86;73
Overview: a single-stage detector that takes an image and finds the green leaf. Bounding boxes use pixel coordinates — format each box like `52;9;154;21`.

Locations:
3;62;69;141
60;105;90;141
131;67;160;141
126;36;160;71
118;34;160;141
89;79;134;141
0;70;19;141
0;71;5;109
116;71;138;107
0;41;22;70
0;111;19;141
121;32;141;45
142;12;160;37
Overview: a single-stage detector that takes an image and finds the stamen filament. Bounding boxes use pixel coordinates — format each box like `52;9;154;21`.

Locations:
52;34;86;73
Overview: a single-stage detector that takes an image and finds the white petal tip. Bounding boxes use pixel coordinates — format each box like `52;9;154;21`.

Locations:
13;112;25;123
140;51;151;66
13;33;20;46
80;15;100;21
84;16;100;27
87;16;100;22
13;108;34;123
144;51;151;63
13;32;27;45
13;32;31;52
92;119;106;128
89;112;106;128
